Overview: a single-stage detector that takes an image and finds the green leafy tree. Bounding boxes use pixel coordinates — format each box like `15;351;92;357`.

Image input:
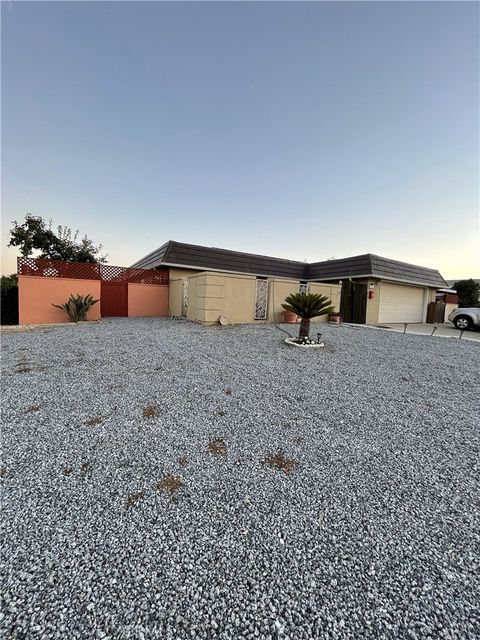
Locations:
453;279;480;308
8;215;107;263
282;292;334;339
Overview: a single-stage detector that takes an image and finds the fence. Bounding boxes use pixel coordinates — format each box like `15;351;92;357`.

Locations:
17;257;169;325
17;257;169;285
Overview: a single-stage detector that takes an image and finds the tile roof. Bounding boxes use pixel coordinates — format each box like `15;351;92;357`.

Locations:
132;241;448;288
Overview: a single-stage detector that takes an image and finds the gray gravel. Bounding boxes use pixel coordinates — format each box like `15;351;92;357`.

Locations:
1;318;479;640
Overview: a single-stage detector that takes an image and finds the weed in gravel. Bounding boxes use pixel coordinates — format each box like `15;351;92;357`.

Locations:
0;467;9;478
84;417;102;426
25;405;40;413
143;405;158;419
79;462;91;473
63;467;74;476
264;451;297;475
16;361;33;374
126;491;144;509
208;438;227;456
178;456;188;467
224;388;232;395
295;437;305;445
157;474;183;495
216;409;226;417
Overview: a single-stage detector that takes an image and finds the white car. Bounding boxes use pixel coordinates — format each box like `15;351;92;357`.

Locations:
448;307;480;330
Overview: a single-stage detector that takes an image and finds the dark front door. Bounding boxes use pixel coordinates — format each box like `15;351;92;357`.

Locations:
340;281;367;324
101;282;128;317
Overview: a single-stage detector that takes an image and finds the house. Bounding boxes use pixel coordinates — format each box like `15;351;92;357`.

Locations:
132;241;448;325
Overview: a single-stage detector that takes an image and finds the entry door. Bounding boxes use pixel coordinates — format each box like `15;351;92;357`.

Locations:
101;282;128;317
340;281;367;324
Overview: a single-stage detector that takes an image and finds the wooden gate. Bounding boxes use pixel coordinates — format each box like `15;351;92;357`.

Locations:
101;282;128;317
426;301;446;324
340;281;367;323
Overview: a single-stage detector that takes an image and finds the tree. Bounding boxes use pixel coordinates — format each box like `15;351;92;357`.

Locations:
8;215;107;263
453;279;480;308
282;292;334;339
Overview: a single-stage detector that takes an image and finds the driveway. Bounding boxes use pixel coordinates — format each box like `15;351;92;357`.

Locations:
1;319;479;639
375;322;480;342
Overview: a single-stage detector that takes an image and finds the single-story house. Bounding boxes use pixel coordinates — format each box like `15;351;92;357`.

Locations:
132;241;448;325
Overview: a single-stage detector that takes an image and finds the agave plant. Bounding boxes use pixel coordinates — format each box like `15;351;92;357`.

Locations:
282;292;334;339
52;293;99;322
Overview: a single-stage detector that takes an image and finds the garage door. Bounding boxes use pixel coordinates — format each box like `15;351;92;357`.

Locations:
378;283;426;323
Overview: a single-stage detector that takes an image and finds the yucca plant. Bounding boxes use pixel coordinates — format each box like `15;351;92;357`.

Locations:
52;293;99;322
282;292;334;339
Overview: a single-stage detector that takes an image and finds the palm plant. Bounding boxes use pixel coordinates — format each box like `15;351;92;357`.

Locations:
282;292;334;339
52;293;99;322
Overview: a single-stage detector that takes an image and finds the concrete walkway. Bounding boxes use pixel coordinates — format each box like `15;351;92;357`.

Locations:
375;322;480;342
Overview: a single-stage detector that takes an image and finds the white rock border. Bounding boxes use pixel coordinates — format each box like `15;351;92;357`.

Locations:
284;337;325;349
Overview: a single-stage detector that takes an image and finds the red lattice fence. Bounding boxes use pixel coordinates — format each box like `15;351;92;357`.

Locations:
17;258;169;285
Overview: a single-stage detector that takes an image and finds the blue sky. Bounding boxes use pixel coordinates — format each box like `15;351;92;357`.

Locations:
2;1;479;277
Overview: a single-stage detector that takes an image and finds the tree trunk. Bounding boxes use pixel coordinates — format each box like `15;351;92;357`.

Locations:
299;318;310;339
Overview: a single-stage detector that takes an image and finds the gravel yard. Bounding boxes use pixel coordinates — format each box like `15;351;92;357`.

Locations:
1;318;479;640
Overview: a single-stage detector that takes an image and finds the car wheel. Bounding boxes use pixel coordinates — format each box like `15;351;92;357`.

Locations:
454;316;473;330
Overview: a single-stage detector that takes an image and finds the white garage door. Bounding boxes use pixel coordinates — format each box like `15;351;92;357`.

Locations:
378;283;426;323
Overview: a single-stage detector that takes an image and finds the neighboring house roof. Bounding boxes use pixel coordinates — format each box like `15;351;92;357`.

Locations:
132;241;448;288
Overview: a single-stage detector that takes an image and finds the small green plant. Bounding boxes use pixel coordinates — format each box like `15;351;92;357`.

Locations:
282;292;334;339
52;293;99;322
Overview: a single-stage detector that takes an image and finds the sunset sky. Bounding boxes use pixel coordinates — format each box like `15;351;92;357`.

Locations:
2;1;478;278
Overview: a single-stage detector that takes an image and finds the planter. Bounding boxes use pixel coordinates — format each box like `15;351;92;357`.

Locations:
285;337;325;349
283;311;298;324
329;314;341;324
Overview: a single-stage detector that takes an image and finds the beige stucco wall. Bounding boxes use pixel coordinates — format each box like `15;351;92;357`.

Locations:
364;279;381;324
168;279;184;316
308;282;341;323
169;267;199;281
444;302;458;323
176;271;341;325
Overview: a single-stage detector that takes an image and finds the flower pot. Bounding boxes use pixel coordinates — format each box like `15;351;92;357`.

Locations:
329;314;341;324
283;310;298;324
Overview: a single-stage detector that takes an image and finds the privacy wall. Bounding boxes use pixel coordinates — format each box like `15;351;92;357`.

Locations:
17;258;168;325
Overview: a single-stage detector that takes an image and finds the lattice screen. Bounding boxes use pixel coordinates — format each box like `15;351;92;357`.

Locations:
254;278;269;320
18;257;169;285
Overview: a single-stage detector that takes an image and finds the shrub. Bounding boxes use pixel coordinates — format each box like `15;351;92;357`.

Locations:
282;292;334;339
0;274;18;325
52;293;99;322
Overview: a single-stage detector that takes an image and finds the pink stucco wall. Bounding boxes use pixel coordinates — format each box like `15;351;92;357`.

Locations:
127;283;168;317
18;276;101;325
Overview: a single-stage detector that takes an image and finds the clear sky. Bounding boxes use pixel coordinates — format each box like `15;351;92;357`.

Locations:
2;1;479;278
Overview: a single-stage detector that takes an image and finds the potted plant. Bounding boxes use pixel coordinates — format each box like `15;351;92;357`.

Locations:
282;309;298;324
328;312;341;324
282;292;333;340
